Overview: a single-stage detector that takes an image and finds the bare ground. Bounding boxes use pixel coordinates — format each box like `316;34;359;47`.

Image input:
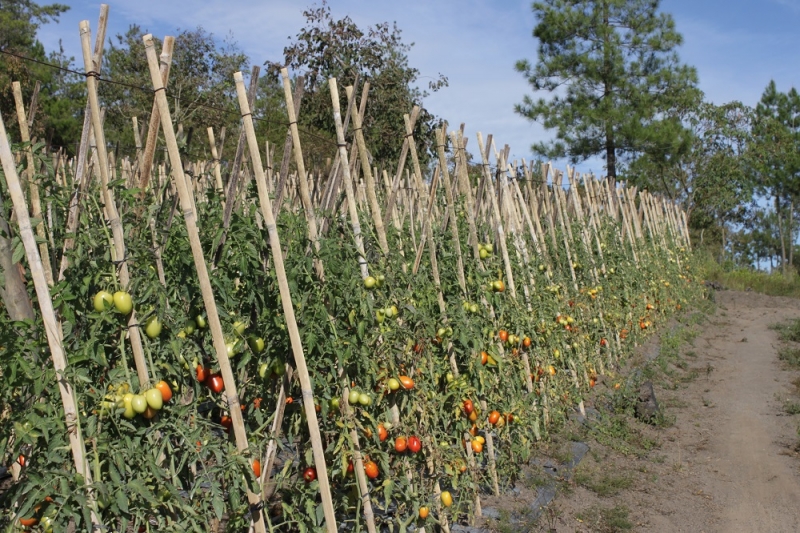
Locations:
481;291;800;533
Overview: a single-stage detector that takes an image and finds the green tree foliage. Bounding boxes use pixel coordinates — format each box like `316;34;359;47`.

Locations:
750;81;800;272
0;1;83;151
515;0;701;182
628;101;753;257
266;0;447;167
99;25;249;160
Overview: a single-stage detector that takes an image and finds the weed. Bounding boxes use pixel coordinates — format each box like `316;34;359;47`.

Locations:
783;400;800;415
771;319;800;343
576;504;633;532
778;346;800;368
573;467;633;497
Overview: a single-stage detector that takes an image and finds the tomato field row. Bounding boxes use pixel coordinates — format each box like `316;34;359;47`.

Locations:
0;8;702;533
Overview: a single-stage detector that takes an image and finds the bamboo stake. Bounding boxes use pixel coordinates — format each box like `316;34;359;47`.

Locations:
476;134;516;297
0;111;103;531
346;85;388;256
280;68;324;282
232;70;337;533
207;127;225;195
143;38;269;533
328;77;382;533
11;82;53;286
138;36;174;195
81;21;150;388
57;5;108;281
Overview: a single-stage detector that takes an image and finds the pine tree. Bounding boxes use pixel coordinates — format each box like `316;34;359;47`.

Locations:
515;0;700;183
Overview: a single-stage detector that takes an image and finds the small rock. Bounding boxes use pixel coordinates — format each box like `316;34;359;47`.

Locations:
635;380;660;423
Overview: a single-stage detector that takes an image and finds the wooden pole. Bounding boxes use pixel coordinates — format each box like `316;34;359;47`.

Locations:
0;110;103;532
143;36;269;533
57;4;108;282
80;21;151;388
233;70;338;533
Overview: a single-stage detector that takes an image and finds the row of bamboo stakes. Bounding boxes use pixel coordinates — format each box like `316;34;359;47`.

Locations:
0;5;691;532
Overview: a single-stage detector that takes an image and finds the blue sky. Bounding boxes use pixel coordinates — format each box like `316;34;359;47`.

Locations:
39;0;800;174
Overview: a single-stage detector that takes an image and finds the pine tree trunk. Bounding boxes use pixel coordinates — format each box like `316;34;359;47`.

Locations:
602;2;616;188
788;199;794;272
777;195;787;275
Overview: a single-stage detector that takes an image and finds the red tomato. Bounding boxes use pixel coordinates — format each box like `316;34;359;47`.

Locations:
220;415;232;433
206;373;224;394
408;436;421;453
303;467;317;483
463;399;474;416
488;411;501;425
364;460;379;479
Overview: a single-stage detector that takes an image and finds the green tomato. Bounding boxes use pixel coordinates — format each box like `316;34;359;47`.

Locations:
375;309;386;323
112;291;133;315
258;363;270;379
122;394;136;419
358;393;372;406
479;248;489;259
272;360;286;376
437;327;447;338
348;390;361;405
40;516;53;533
390;305;399;317
446;372;454;383
248;336;265;353
469;303;479;314
376;274;385;287
195;314;207;328
364;276;377;289
233;320;247;335
93;290;114;312
144;316;162;339
145;388;163;410
387;378;401;391
329;397;340;410
225;341;238;358
131;394;147;414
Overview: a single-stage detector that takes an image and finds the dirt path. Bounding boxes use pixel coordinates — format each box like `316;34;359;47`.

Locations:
484;291;800;532
685;291;800;532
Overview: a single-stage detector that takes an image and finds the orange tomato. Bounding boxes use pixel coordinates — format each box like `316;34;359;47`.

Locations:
143;406;157;419
471;439;483;453
522;336;532;348
155;380;172;403
395;436;408;453
488;410;501;425
196;365;208;382
468;410;478;422
498;330;509;343
253;459;261;478
19;517;38;527
378;424;388;442
480;351;488;365
253;397;262;409
419;506;429;519
399;375;415;390
220;415;232;433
